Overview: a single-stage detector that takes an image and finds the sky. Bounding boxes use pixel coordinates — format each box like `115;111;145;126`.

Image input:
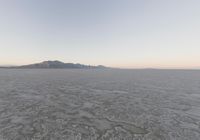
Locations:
0;0;200;68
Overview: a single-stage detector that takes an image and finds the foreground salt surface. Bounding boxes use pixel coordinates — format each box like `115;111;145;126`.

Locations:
0;69;200;140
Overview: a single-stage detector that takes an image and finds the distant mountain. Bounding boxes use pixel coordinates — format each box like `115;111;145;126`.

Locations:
13;60;106;69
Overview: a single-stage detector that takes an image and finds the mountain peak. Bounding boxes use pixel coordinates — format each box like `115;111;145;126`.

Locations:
17;60;106;69
42;60;64;63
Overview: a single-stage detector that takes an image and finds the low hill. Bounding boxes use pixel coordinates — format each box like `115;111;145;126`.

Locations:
15;60;106;69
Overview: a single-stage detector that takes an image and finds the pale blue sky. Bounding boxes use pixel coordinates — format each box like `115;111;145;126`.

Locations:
0;0;200;68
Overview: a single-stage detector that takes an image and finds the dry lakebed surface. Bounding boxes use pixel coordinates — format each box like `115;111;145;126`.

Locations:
0;69;200;140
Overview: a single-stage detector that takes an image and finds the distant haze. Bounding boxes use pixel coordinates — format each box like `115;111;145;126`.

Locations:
0;0;200;69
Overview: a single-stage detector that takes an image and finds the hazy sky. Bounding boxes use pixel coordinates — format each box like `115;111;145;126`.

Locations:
0;0;200;68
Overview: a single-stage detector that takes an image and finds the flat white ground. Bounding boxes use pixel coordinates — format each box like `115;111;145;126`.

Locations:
0;69;200;140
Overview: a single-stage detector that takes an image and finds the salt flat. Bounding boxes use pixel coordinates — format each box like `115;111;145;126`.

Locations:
0;69;200;140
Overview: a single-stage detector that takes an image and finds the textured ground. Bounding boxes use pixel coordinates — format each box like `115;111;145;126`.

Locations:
0;69;200;140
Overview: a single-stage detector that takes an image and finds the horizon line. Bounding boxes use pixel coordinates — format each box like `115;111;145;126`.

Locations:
0;60;199;70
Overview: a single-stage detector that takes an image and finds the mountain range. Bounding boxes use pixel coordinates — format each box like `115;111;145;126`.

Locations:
0;61;106;69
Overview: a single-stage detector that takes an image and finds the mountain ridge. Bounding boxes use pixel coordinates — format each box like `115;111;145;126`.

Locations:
1;60;107;69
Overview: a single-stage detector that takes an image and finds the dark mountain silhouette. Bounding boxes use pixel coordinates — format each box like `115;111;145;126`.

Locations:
14;60;106;69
